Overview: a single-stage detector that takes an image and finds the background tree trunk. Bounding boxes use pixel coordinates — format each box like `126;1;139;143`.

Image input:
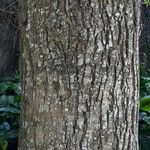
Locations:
139;2;150;74
18;0;140;149
0;0;19;79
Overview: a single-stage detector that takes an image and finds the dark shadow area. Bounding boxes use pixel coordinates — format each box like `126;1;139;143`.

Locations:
0;0;19;80
139;2;150;150
0;0;19;150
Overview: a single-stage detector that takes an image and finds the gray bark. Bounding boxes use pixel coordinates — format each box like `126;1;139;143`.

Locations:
18;0;140;150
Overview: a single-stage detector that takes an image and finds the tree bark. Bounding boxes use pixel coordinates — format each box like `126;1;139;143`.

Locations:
18;0;140;149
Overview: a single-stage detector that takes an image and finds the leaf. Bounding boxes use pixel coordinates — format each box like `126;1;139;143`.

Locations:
144;0;150;7
0;107;20;114
1;140;7;150
0;96;15;106
140;95;150;112
0;82;21;95
0;122;10;131
0;131;7;145
14;95;21;103
6;129;19;139
140;112;150;125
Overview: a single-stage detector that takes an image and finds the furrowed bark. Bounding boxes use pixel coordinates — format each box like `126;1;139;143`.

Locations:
18;0;140;149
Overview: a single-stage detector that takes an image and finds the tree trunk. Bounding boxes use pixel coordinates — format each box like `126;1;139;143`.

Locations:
139;3;150;74
0;0;19;79
18;0;140;149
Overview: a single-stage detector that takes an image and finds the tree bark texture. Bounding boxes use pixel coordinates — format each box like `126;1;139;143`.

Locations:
19;0;140;150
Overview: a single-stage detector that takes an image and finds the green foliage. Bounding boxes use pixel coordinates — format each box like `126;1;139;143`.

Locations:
0;138;7;150
140;77;150;97
1;141;7;150
144;0;150;7
0;78;21;149
140;95;150;112
0;82;21;96
139;64;150;149
139;111;150;150
140;64;150;97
